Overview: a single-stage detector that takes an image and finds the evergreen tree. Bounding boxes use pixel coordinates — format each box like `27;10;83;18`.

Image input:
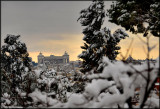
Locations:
107;0;160;37
78;0;128;73
37;70;70;103
77;0;105;73
95;28;128;72
1;34;32;105
77;0;105;44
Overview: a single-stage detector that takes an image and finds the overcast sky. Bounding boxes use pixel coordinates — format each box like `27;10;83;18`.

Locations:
1;1;159;62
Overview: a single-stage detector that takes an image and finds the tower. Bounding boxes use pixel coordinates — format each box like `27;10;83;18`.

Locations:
38;52;44;65
63;51;69;64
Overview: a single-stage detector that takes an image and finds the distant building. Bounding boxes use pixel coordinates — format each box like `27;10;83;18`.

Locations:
32;61;38;66
69;60;82;68
126;55;156;65
126;55;134;63
37;51;69;66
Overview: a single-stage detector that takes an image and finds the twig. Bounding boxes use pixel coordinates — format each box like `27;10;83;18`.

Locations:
142;46;147;55
140;77;158;108
129;65;147;80
119;38;134;61
136;34;147;45
124;38;134;60
126;97;133;109
119;52;125;61
140;34;152;108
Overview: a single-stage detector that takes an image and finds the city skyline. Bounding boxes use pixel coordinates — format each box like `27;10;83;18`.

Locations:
1;1;159;62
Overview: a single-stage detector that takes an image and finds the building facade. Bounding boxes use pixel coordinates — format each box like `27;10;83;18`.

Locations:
38;51;69;66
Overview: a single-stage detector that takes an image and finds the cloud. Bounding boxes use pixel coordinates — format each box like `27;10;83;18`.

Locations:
28;33;84;62
1;1;159;63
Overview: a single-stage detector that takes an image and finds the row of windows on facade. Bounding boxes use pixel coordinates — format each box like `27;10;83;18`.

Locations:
38;51;69;65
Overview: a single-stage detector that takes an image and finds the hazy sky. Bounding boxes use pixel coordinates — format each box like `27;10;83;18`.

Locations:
1;1;159;62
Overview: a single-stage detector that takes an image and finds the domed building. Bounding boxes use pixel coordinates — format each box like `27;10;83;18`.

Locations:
126;55;134;62
37;51;69;66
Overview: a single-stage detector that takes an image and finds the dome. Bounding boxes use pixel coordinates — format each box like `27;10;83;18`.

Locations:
63;51;69;56
126;55;134;61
